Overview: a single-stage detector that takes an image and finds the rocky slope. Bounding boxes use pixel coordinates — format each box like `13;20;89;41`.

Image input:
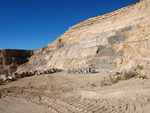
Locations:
17;0;150;73
0;49;36;75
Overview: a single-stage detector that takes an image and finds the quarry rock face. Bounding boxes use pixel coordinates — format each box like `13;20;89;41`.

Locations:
17;0;150;73
0;49;35;75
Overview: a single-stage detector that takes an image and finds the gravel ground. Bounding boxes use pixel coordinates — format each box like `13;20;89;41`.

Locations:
0;71;150;113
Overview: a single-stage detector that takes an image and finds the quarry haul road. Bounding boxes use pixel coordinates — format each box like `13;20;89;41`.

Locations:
0;71;150;113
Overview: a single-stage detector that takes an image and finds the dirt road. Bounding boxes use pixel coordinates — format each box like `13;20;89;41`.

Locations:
0;71;150;113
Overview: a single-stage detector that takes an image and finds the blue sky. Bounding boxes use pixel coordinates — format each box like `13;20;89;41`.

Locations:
0;0;138;50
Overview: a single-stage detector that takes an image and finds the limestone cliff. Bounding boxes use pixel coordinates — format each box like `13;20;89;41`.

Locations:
17;0;150;73
0;49;35;75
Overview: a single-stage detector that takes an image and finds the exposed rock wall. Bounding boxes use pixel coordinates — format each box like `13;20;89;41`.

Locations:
0;49;35;75
69;0;143;29
17;0;150;73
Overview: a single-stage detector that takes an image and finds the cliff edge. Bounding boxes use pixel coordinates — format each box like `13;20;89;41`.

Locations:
0;49;36;75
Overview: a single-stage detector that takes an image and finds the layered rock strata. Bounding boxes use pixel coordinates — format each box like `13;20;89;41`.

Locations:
0;49;35;75
17;0;150;73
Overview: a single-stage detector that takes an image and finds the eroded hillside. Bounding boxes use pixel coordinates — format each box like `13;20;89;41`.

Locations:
17;0;150;74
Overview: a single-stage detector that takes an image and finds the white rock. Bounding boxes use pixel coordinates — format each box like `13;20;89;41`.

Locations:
0;75;7;81
7;76;13;80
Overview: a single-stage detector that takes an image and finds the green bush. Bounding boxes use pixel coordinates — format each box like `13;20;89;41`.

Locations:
116;72;120;75
91;83;97;87
138;75;147;79
100;83;111;86
122;71;138;80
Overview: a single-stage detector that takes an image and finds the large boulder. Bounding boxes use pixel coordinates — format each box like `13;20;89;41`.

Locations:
0;74;7;81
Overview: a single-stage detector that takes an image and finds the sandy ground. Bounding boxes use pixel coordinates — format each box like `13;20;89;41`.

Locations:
0;71;150;113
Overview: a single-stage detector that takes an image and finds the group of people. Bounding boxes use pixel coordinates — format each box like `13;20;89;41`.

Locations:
68;68;99;74
88;68;99;73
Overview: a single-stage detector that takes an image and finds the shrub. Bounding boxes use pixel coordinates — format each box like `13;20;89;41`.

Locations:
17;72;34;78
122;71;138;80
100;83;111;86
15;75;22;79
116;72;120;75
138;75;147;79
11;77;17;81
137;65;144;70
112;76;121;84
20;72;28;77
91;83;97;87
